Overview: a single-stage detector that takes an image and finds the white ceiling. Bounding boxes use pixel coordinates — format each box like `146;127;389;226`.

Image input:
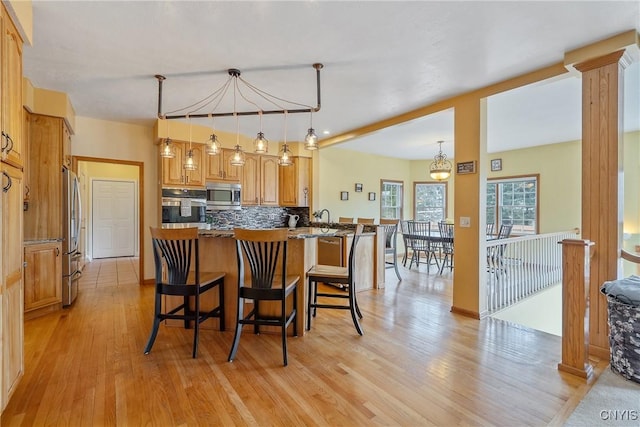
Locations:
22;1;640;160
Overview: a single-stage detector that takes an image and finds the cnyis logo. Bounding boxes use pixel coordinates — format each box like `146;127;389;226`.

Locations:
599;409;639;421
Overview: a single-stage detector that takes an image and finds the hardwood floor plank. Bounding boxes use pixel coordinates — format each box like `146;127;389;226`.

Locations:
1;257;603;426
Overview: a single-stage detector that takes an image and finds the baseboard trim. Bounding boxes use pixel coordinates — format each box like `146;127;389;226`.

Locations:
450;305;481;319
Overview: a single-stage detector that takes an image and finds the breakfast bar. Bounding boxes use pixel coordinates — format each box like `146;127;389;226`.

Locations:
189;226;377;335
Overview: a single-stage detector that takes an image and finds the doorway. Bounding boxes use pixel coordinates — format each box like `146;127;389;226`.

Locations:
92;179;136;259
73;156;144;285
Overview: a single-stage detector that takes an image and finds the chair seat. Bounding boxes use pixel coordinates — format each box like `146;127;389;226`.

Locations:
307;264;348;280
241;275;300;301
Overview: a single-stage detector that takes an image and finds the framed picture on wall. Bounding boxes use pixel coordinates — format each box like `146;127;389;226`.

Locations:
355;183;363;192
368;192;376;201
491;158;502;171
340;191;349;201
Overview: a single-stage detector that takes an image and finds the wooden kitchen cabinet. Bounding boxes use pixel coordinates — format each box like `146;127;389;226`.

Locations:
24;242;62;313
241;154;278;206
23;113;66;241
161;141;204;188
1;163;24;412
204;148;242;182
0;5;24;413
0;7;23;168
279;156;310;207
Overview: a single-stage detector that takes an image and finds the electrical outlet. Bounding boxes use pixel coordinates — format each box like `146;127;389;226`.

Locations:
460;216;471;228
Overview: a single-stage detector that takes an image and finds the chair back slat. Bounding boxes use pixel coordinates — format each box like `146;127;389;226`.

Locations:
498;224;513;239
234;228;288;289
150;227;198;285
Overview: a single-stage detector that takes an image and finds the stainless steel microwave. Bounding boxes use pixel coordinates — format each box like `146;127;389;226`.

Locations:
206;182;241;210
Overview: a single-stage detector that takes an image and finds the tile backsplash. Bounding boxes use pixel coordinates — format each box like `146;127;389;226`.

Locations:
206;206;310;229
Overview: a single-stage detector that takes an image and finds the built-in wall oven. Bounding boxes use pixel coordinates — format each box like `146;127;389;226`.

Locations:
161;188;207;228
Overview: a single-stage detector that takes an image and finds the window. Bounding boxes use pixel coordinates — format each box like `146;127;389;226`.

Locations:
380;180;403;219
487;175;538;235
414;182;447;222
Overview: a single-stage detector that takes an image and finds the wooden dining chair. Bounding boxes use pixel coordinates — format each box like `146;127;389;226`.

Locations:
338;217;354;223
380;219;401;280
229;228;299;366
407;221;440;271
357;217;375;224
145;227;226;358
400;220;411;266
488;224;514;275
307;224;365;335
438;222;454;274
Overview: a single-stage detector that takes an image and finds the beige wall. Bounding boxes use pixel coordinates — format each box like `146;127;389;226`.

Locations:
622;130;640;276
72;116;156;281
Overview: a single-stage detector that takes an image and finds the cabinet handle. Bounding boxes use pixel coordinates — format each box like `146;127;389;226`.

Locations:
5;134;13;155
0;131;6;153
2;171;12;193
55;247;60;256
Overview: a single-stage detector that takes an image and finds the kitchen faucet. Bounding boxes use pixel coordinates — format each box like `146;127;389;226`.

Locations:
318;209;331;223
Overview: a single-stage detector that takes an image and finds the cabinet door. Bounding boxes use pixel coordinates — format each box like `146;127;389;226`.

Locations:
205;151;224;181
279;156;310;207
184;144;204;187
1;10;23;167
1;163;24;409
260;156;279;206
161;142;185;187
222;149;242;182
241;154;259;205
23;114;63;240
24;242;62;311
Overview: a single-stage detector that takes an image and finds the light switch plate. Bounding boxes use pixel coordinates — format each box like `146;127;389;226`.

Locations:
460;216;471;228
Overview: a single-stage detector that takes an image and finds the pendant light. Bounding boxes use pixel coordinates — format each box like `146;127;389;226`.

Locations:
206;115;221;156
304;110;318;150
278;111;293;166
253;111;269;153
183;116;197;171
160;118;175;158
229;79;246;166
429;140;452;181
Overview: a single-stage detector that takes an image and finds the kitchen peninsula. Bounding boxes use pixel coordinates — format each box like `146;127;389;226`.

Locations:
191;226;377;334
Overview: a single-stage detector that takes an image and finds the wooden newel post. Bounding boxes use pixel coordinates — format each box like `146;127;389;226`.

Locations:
557;239;595;378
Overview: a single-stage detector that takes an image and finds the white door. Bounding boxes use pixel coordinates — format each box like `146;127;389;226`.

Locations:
92;180;136;258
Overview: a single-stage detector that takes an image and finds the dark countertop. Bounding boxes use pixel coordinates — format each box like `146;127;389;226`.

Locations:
199;227;374;239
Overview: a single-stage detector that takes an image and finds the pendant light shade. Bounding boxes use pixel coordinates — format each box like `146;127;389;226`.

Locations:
253;132;269;154
429;140;452;181
278;143;293;166
304;128;318;150
160;137;175;158
206;133;221;155
230;144;245;166
183;148;197;170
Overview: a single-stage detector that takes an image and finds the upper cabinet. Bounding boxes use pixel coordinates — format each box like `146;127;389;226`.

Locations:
1;8;23;168
204;148;242;182
279;156;310;207
241;154;278;206
23;113;68;240
161;141;204;188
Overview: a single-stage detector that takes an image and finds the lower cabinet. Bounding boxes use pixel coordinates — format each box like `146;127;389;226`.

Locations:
24;241;62;315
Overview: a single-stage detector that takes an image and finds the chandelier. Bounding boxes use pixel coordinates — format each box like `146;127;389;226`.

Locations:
155;63;323;168
429;140;452;181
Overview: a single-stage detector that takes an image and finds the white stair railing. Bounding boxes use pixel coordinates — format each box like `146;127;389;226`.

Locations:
485;228;580;314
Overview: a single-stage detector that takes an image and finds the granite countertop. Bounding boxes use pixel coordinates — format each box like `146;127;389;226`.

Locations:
199;227;373;239
24;238;64;245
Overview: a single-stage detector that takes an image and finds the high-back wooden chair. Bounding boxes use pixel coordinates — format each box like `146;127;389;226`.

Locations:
357;217;375;224
306;224;365;335
338;217;354;223
145;227;225;358
438;222;455;274
380;219;401;280
407;220;440;271
229;228;299;366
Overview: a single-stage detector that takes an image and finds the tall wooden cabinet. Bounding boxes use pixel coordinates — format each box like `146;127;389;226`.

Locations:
279;156;310;207
1;163;24;412
241;154;278;206
23;113;66;241
0;4;25;414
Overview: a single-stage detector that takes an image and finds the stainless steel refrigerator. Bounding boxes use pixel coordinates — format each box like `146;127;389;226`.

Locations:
62;167;82;306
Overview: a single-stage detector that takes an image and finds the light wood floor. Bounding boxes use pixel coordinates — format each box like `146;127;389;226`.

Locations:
2;258;604;426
